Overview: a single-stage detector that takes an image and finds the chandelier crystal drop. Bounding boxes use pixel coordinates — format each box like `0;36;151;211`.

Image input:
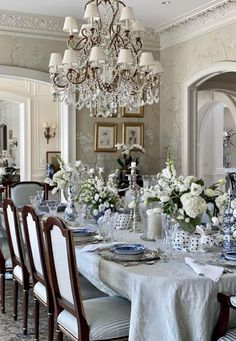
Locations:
49;0;163;117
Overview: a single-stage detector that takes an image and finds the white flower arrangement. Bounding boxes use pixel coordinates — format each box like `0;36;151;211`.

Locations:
44;158;89;195
141;155;225;232
78;176;124;215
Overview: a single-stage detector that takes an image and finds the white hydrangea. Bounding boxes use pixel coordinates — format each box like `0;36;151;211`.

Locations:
190;183;203;196
180;193;207;219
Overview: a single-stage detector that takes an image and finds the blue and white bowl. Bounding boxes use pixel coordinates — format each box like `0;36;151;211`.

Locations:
112;244;146;255
72;228;97;237
224;251;236;261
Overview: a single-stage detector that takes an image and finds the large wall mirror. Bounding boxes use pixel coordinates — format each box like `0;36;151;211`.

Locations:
0;123;7;152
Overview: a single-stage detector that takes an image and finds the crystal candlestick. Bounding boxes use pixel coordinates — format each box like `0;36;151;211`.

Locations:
129;163;140;233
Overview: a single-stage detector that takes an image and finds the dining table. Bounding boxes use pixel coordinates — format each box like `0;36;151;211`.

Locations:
73;225;236;341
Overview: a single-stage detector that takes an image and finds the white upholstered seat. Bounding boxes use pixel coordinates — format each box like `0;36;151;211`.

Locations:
13;265;23;282
57;296;130;340
79;275;107;301
33;277;106;306
34;282;47;304
218;329;236;341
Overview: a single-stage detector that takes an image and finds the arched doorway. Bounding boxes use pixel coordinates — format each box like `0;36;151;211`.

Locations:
182;61;236;176
0;66;76;180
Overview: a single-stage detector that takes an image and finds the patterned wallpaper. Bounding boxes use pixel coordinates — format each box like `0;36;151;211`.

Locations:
160;21;236;173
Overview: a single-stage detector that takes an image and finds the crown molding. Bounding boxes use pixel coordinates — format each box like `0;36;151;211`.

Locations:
157;0;236;50
0;9;159;50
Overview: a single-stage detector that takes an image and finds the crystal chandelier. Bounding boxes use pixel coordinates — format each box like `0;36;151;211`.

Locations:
49;0;163;117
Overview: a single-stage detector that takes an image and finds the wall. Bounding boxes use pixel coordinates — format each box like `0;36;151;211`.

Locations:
0;78;60;180
160;21;236;173
76;102;160;175
0;34;65;73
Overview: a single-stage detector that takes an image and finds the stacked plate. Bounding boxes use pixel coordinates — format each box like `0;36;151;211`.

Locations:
72;228;98;243
224;251;236;262
112;244;146;261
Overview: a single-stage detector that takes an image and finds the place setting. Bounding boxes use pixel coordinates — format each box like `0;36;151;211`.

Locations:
97;243;160;266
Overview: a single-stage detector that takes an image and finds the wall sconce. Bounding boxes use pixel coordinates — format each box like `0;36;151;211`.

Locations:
44;122;57;144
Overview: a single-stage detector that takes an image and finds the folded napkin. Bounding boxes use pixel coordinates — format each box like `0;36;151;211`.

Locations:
79;242;123;253
185;257;224;282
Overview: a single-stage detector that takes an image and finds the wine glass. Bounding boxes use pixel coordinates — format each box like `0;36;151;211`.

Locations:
36;190;44;204
30;195;40;212
47;201;59;216
161;214;178;258
75;203;86;225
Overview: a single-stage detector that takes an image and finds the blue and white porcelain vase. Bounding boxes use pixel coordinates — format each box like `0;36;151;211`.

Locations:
64;184;76;221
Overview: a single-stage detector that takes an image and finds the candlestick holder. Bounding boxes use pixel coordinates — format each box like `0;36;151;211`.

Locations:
129;162;140;233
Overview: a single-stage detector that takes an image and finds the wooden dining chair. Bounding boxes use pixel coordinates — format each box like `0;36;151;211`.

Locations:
212;292;236;340
8;181;45;208
22;205;54;341
44;216;131;341
2;198;30;335
0;247;12;314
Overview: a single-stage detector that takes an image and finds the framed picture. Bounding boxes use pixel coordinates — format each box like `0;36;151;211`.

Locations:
122;123;144;147
94;123;118;152
46;151;61;172
122;106;144;118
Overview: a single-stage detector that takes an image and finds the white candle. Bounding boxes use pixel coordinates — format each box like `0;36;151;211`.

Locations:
146;209;162;240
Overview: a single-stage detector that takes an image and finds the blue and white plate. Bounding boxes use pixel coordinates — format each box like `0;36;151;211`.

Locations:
72;228;96;237
112;244;146;255
224;251;236;262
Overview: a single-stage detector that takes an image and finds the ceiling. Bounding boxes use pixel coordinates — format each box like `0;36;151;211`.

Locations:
0;0;225;28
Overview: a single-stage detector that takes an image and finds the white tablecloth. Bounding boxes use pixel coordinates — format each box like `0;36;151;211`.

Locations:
75;230;236;341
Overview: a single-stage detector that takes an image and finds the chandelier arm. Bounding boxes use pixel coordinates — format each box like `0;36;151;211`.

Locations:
131;39;142;57
110;26;126;55
68;36;89;51
109;1;119;36
66;67;89;85
52;74;68;90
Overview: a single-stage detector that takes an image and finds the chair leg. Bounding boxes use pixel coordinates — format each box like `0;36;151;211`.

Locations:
48;313;54;341
56;327;63;341
22;289;29;335
34;298;39;341
0;273;5;313
13;278;18;321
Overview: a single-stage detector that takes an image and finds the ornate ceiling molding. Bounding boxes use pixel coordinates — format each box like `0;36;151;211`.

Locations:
157;0;236;50
0;10;68;40
0;10;159;50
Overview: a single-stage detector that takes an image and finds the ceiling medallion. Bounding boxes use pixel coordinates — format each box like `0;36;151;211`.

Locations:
49;0;163;117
